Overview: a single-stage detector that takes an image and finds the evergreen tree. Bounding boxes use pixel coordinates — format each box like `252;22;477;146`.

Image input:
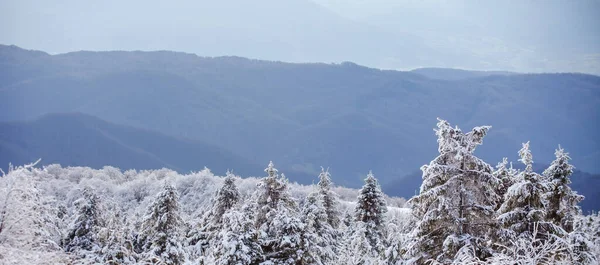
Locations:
210;171;241;226
188;171;242;261
299;192;336;264
568;213;599;264
208;204;263;265
254;161;296;226
494;157;517;205
253;161;303;264
408;119;500;264
339;221;381;265
543;146;584;232
139;183;185;265
317;167;341;229
64;187;103;253
355;171;388;254
497;142;555;242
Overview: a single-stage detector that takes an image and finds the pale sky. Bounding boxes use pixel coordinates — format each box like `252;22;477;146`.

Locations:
1;0;599;74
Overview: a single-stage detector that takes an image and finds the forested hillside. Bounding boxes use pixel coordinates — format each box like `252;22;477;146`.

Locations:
0;119;597;264
0;112;260;175
1;45;599;188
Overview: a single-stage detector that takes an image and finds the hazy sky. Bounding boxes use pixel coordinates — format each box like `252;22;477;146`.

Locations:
1;0;599;74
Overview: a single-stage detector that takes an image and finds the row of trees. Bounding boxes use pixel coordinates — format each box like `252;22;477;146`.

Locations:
62;160;393;264
404;119;593;264
1;119;597;264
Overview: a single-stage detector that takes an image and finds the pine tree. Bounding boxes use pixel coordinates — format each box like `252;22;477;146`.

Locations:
543;146;584;233
354;171;388;254
497;142;555;242
139;183;185;265
407;119;500;264
317;167;341;229
64;187;103;253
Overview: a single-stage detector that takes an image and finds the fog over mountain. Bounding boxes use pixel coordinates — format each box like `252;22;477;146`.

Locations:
1;0;599;74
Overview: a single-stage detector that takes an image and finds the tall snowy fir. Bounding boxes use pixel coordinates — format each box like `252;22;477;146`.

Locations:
207;204;264;265
188;171;242;261
253;161;303;264
543;146;584;233
63;187;103;253
497;142;555;242
299;192;337;264
138;183;185;265
317;168;341;229
407;119;500;264
354;171;388;255
493;157;517;207
339;221;382;265
210;171;241;225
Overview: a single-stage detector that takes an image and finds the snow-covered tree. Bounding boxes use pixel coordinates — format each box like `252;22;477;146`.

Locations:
338;221;382;265
138;183;186;265
354;171;388;254
210;171;241;225
188;171;242;261
98;209;137;265
543;146;584;233
207;204;263;265
317;168;341;229
299;192;336;264
254;161;296;226
407;119;500;264
252;161;303;264
494;157;518;205
0;162;61;252
63;187;103;253
568;214;599;264
497;142;556;243
261;201;304;265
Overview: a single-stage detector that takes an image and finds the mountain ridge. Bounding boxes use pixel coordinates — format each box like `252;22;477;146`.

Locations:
0;112;264;177
1;45;599;188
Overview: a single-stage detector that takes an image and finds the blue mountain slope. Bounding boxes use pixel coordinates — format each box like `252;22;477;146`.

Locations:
0;113;262;176
1;45;599;187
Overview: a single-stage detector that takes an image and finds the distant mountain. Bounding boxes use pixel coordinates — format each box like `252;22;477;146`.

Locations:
384;165;600;213
0;113;261;176
411;68;515;81
1;45;599;187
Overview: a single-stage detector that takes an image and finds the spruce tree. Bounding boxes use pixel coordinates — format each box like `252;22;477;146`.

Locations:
300;192;336;264
354;171;388;254
543;146;584;232
339;221;381;265
64;187;103;253
497;142;554;242
187;171;241;260
208;204;263;265
210;171;241;226
317;167;341;229
253;161;303;264
494;157;517;205
139;183;185;265
408;119;500;264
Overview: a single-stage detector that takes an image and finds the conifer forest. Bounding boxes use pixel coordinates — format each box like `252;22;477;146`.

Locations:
0;119;598;265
